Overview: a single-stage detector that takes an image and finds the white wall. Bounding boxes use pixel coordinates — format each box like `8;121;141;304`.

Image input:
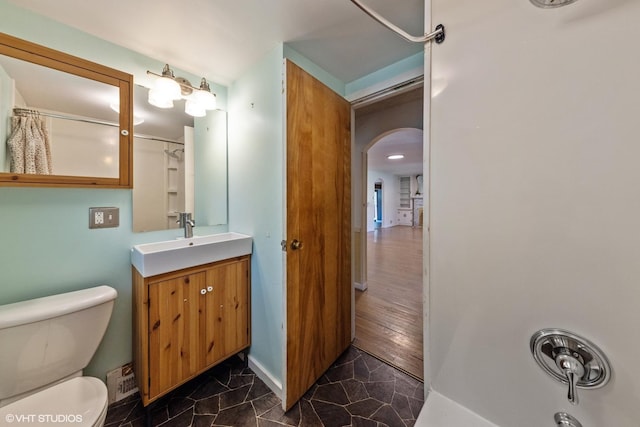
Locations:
132;138;185;232
429;0;640;426
354;97;423;231
366;169;398;232
132;137;168;232
48;117;119;177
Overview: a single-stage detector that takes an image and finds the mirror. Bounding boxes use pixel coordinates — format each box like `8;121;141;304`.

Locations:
0;32;132;187
132;85;227;232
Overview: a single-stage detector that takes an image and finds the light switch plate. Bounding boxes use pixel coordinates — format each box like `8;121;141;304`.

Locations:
89;207;119;229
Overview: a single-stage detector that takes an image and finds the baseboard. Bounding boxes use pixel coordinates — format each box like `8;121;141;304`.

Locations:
248;355;283;400
354;281;368;291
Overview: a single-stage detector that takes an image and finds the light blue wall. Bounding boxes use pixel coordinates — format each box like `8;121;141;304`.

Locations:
0;188;134;377
284;45;345;96
228;44;285;383
0;1;228;381
195;112;228;226
227;42;425;390
345;51;424;97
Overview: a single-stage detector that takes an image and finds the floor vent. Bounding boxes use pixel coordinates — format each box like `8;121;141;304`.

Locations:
106;363;138;404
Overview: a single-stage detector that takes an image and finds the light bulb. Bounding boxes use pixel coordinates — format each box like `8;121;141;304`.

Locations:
185;99;206;117
194;78;217;110
194;89;217;110
148;89;174;109
153;76;181;101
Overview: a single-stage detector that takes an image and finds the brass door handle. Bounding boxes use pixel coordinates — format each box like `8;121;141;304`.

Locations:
291;239;303;250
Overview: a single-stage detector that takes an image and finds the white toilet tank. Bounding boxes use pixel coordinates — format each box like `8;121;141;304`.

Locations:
0;286;117;406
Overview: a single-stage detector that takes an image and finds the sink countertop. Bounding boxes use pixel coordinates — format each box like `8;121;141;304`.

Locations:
131;232;253;277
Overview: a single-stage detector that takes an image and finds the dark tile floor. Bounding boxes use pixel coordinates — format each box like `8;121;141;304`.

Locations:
105;346;424;427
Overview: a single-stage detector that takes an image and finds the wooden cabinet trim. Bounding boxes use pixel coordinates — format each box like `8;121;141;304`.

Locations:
132;255;251;406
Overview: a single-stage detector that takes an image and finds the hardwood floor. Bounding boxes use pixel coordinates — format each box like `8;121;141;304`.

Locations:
354;225;424;380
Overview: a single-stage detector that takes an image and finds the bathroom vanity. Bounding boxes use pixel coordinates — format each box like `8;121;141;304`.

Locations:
131;235;252;407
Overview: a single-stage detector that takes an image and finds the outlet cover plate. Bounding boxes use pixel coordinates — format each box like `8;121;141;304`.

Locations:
89;207;119;229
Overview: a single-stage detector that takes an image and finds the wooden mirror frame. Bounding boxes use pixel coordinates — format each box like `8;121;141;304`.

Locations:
0;32;133;188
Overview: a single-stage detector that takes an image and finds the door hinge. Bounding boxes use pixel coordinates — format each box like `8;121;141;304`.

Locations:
280;240;287;252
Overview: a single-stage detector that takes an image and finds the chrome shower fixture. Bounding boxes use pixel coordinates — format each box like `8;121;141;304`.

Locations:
164;148;184;158
530;329;611;405
555;412;582;427
530;0;578;8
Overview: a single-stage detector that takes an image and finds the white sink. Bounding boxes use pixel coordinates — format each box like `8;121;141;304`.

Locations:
131;232;252;277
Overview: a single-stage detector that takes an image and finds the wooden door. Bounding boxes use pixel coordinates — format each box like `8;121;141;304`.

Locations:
206;258;250;364
284;60;352;409
148;272;206;399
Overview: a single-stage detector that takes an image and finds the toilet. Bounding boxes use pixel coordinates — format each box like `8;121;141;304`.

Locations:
0;286;117;427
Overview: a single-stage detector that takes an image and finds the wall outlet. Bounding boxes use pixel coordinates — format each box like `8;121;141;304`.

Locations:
89;207;119;229
95;211;104;225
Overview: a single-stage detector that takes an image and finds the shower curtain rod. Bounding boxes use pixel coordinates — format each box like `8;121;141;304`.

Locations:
136;134;185;145
351;75;424;108
13;107;118;128
13;107;184;145
349;0;445;44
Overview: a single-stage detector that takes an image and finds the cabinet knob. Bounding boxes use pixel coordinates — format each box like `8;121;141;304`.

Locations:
200;289;207;295
207;286;213;292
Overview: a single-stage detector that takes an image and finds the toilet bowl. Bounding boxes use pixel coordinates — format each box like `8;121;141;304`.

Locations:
0;377;108;426
0;286;117;427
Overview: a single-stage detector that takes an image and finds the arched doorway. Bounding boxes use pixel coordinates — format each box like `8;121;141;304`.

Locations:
354;127;424;379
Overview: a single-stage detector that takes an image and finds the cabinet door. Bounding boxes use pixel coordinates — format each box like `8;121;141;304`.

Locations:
205;259;250;365
148;272;206;399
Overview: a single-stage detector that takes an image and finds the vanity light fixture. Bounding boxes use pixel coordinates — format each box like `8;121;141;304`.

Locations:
148;64;181;107
147;64;217;116
387;154;405;160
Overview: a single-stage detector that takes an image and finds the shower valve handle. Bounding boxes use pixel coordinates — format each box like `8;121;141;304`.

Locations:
555;351;585;405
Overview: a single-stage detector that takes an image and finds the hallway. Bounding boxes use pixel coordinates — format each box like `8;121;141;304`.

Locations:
354;226;423;380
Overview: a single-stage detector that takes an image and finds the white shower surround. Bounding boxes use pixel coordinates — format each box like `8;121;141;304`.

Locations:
425;0;640;426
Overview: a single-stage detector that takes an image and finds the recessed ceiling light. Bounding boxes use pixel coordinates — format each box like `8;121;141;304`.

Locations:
387;154;404;160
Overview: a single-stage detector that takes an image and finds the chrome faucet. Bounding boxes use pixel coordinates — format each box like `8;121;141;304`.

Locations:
177;212;195;238
554;348;585;405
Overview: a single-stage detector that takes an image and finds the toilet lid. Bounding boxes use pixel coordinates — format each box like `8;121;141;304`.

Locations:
0;377;107;426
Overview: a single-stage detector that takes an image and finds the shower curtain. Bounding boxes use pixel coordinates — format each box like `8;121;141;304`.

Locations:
7;112;52;174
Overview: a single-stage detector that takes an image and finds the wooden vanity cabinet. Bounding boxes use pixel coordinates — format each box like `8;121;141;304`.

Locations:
132;255;250;406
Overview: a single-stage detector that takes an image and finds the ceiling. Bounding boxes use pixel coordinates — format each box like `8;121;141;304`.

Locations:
367;127;423;176
5;0;425;168
9;0;425;86
359;88;424;176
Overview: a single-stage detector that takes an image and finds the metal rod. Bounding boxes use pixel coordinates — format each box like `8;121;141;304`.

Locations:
351;76;424;108
349;0;444;44
13;107;118;128
147;70;200;92
136;134;184;145
13;107;184;145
